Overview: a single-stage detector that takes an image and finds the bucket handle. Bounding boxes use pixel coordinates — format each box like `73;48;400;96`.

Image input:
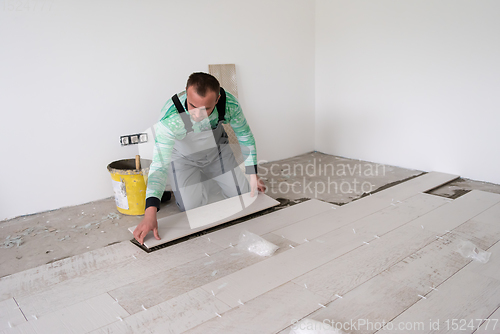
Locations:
135;155;141;170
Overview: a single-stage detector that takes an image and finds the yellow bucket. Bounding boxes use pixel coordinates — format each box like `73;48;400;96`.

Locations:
107;156;152;215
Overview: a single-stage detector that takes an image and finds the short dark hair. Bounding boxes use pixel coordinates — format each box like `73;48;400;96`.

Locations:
186;72;220;97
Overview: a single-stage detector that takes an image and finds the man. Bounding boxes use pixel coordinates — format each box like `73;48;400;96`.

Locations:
134;72;266;244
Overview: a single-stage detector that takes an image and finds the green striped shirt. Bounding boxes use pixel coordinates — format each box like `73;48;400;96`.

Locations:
146;90;257;200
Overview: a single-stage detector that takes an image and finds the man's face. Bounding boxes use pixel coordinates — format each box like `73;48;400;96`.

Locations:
186;86;219;122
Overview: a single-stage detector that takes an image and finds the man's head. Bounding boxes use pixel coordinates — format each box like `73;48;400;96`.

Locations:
186;72;220;122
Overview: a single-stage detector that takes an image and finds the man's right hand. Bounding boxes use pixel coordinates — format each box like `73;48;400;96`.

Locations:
133;206;161;245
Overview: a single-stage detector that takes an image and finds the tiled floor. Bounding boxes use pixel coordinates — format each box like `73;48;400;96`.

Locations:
0;152;424;278
1;171;499;333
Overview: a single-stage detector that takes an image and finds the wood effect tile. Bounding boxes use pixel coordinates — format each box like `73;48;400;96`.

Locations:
10;294;128;334
185;282;328;334
376;270;500;334
203;199;334;248
272;172;458;243
15;237;222;317
128;193;279;249
202;189;495;309
307;275;421;334
292;225;437;299
0;298;26;330
89;288;230;334
406;190;500;233
108;233;296;315
0;242;143;301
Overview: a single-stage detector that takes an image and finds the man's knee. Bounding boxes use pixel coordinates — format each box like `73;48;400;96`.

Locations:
173;189;204;212
234;168;250;194
218;168;250;198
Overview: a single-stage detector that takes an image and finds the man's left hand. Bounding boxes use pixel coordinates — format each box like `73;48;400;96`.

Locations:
250;174;266;197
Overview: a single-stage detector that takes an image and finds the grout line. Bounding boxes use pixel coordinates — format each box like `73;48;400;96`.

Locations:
13;297;28;322
471;304;500;334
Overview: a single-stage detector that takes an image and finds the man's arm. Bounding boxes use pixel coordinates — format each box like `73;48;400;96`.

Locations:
144;121;176;210
134;99;185;244
224;92;258;174
145;95;188;210
224;92;266;195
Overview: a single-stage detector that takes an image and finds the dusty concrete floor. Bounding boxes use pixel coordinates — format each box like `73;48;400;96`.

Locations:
427;176;500;198
1;151;499;278
257;152;423;205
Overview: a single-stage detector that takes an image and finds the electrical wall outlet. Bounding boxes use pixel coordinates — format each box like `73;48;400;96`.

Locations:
120;137;129;145
120;133;148;146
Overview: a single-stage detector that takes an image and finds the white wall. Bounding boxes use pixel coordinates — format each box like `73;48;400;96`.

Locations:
315;0;500;184
6;0;498;220
0;0;316;220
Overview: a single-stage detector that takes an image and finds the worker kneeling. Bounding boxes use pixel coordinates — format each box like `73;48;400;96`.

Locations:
134;72;266;244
